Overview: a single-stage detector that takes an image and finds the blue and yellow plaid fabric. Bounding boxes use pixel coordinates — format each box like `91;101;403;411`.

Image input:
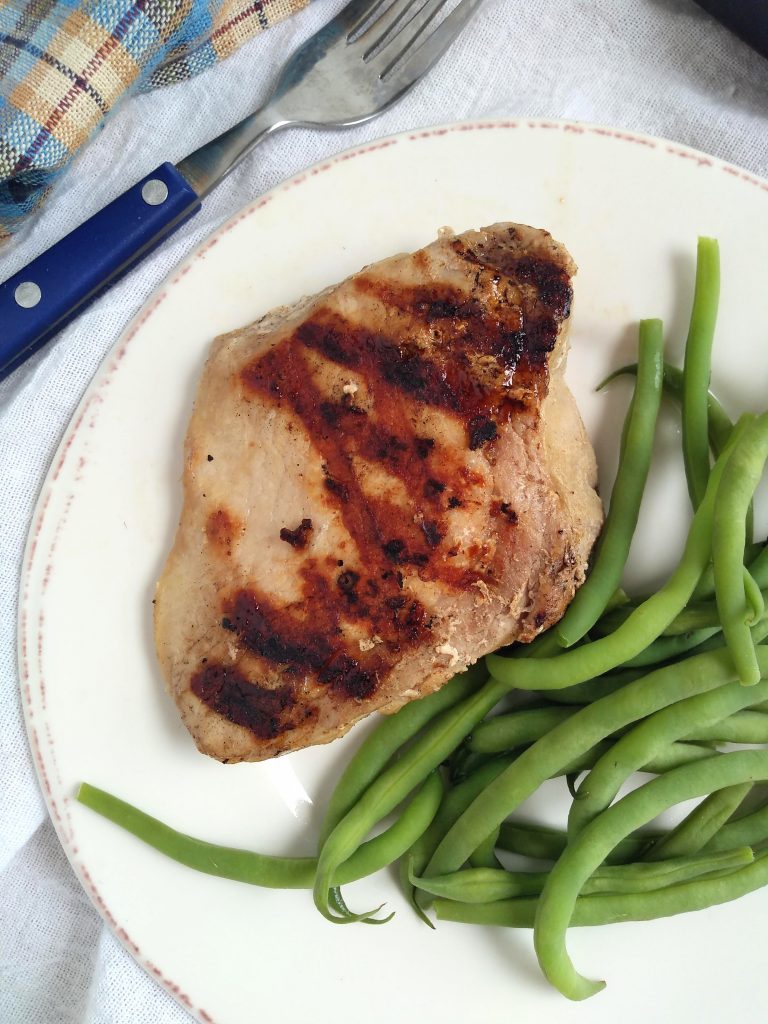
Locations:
0;0;308;245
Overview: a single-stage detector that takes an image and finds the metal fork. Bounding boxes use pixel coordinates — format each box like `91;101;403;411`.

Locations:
0;0;485;381
180;0;485;193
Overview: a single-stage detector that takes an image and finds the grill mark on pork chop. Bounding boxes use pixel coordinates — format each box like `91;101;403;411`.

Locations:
455;230;573;310
423;478;445;498
205;555;434;726
450;239;572;365
296;316;465;410
220;588;378;703
190;663;299;740
296;307;537;427
351;253;570;378
468;415;498;451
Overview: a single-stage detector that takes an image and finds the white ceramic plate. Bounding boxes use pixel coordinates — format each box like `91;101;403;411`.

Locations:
20;120;768;1024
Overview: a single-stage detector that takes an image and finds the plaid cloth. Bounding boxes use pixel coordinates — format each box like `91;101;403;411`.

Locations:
0;0;309;246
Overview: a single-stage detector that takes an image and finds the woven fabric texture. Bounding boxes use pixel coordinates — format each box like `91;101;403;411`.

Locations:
0;0;308;242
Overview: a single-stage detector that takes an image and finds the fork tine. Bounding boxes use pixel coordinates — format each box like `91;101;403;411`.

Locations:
352;0;420;46
380;0;484;84
367;0;448;62
338;0;393;36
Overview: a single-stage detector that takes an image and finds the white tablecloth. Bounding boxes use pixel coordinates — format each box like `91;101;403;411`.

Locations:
2;1;768;1020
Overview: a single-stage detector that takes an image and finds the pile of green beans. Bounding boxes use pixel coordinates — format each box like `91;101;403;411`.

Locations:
76;238;768;1003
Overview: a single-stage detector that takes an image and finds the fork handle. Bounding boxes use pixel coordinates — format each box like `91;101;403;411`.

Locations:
0;162;200;381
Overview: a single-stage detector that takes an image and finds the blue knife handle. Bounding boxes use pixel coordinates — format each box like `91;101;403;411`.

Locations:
0;162;201;381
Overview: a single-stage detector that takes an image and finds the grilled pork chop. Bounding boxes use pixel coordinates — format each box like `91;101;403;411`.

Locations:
155;223;603;763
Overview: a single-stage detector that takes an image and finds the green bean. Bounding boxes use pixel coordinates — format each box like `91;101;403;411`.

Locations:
565;772;581;799
599;594;767;639
745;567;766;623
607;587;632;609
659;604;728;636
713;413;768;684
619;628;722;669
433;845;762;929
447;748;493;781
667;598;753;630
425;647;762;883
536;739;712;778
700;793;768;853
512;629;565;660
682;237;720;508
399;838;436;927
487;426;745;692
532;670;643;705
414;865;547;901
645;783;753;861
558;741;615;775
469;827;501;869
471;733;713;779
693;545;764;604
398;852;434;927
497;821;570;861
514;619;619;663
723;616;768;649
469;707;579;754
690;614;768;658
665;599;763;636
583;849;750;890
319;644;715;920
729;783;768;816
692;542;765;601
596;603;710;637
313;674;512;922
412;848;750;903
686;710;768;744
635;742;719;773
556;320;664;648
77;774;443;889
599;361;733;456
497;821;659;864
568;677;768;837
534;749;768;1000
319;664;486;846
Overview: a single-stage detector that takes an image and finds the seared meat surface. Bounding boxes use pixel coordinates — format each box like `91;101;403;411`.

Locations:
155;223;603;762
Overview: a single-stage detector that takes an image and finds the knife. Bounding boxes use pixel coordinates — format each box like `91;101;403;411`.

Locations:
0;120;275;381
